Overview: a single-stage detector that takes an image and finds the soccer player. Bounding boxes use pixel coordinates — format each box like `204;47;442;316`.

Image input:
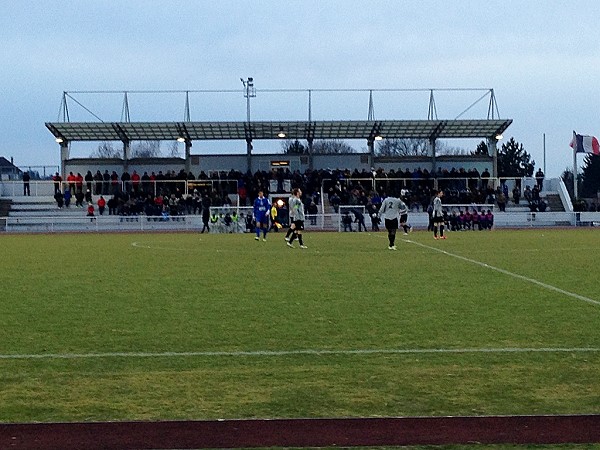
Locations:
432;189;446;240
286;188;307;249
284;192;296;242
253;190;271;241
378;196;409;250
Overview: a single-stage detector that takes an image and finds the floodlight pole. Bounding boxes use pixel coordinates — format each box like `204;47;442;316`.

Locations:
241;77;256;123
241;78;256;173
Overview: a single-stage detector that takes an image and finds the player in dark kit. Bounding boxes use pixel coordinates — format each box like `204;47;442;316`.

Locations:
253;191;271;241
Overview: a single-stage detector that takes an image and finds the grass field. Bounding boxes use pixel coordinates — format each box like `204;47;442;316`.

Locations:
0;228;599;443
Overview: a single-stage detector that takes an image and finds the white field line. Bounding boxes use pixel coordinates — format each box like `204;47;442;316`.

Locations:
403;239;600;307
1;347;599;361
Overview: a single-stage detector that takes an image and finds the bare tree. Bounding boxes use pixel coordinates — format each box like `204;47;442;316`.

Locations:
91;141;121;158
312;140;356;154
376;138;428;156
167;141;181;157
435;141;470;156
132;140;162;158
281;139;307;154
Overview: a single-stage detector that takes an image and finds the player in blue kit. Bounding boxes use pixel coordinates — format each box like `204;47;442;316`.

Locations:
253;190;271;241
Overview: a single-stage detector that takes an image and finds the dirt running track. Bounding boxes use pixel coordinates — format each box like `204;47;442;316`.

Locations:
1;415;599;449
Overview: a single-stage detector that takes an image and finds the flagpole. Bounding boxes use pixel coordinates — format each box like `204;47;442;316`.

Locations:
543;133;546;175
573;147;578;200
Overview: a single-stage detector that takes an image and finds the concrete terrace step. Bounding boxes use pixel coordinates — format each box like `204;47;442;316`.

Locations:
8;196;56;204
9;207;92;217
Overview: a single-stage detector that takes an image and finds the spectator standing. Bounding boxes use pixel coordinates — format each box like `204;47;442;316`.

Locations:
485;209;494;229
75;172;84;194
307;200;318;226
131;170;141;194
102;170;110;195
22;171;31;196
535;168;545;190
353;208;367;232
93;170;103;195
54;190;64;208
201;194;211;233
524;186;533;204
63;188;72;208
329;191;341;213
342;212;353;232
85;170;94;192
512;186;521;205
496;189;507;212
75;190;85;208
67;171;76;193
52;172;62;194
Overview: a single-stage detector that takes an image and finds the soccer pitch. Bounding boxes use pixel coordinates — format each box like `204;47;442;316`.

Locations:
0;228;599;426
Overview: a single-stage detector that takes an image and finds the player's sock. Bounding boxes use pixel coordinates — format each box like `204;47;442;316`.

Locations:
298;235;304;246
440;225;444;237
434;226;438;237
255;227;261;238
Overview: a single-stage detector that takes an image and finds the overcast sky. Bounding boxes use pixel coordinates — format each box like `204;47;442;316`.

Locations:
1;1;599;177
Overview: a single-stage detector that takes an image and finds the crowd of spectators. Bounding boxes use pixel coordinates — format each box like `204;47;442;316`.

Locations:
52;165;546;218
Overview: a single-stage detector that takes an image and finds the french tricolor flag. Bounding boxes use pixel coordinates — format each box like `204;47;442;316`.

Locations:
570;131;600;155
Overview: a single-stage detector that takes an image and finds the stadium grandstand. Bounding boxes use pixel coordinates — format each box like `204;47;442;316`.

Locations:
1;88;599;231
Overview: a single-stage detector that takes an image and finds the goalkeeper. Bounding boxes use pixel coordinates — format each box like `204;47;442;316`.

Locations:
253;190;271;241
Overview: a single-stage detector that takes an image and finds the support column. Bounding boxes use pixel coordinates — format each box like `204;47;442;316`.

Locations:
246;138;253;173
430;138;437;173
488;138;499;189
367;139;375;169
185;140;192;174
60;141;69;181
307;138;314;170
123;140;131;172
430;138;438;190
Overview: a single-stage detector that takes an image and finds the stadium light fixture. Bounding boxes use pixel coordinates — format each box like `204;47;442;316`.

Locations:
495;133;503;140
177;136;186;143
241;77;256;123
374;133;383;141
55;137;64;143
277;128;286;138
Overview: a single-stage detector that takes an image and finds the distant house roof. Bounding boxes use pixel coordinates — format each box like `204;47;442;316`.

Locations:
0;156;20;171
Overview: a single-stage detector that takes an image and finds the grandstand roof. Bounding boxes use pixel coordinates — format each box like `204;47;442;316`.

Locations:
46;119;512;143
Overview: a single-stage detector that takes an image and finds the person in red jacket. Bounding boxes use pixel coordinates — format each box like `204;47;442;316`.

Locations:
75;172;84;194
87;202;95;221
131;170;141;194
97;196;106;215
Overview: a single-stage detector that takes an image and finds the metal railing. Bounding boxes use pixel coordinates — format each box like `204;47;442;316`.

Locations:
4;211;600;233
0;179;239;198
